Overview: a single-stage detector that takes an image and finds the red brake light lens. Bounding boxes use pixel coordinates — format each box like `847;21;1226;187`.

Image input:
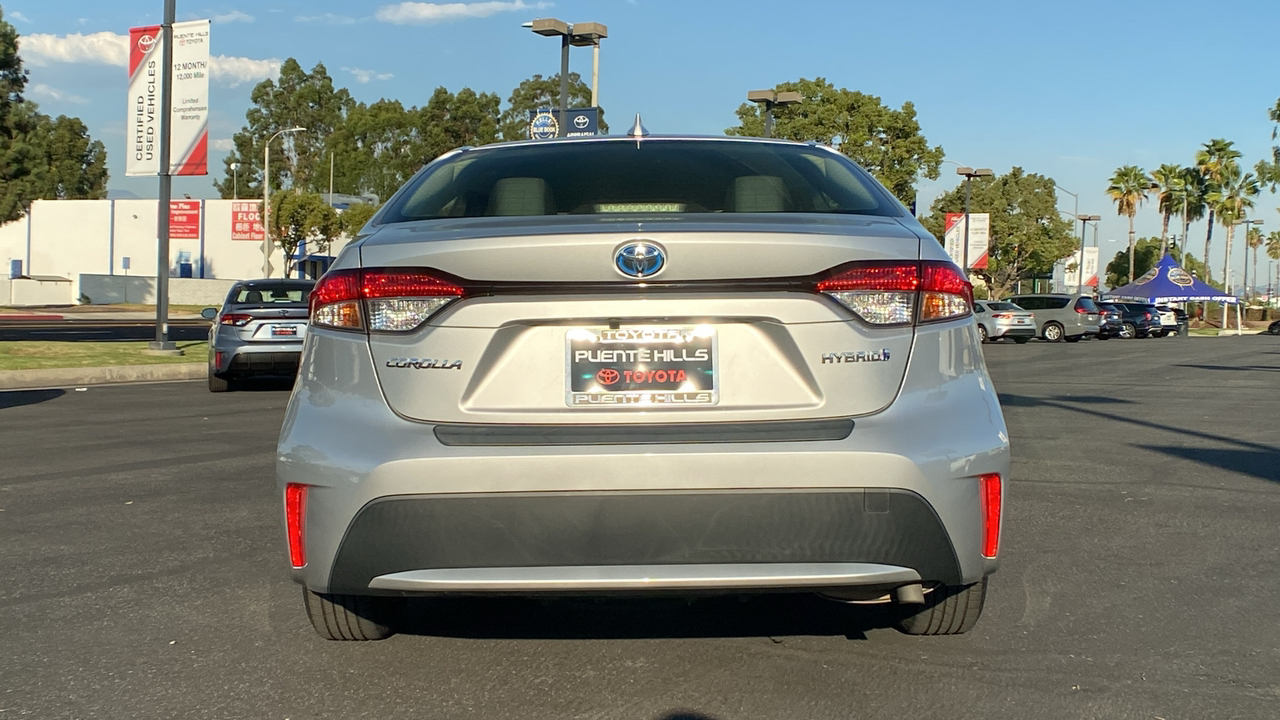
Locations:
310;268;465;332
817;261;972;325
980;473;1002;558
285;483;308;568
220;313;252;326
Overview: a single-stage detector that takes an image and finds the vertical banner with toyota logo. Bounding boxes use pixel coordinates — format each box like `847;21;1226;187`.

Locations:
126;20;210;176
943;213;990;270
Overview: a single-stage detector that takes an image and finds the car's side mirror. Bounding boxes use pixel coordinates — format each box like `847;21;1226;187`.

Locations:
200;308;217;320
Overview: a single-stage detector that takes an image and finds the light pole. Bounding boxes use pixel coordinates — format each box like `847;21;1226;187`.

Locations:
1075;214;1102;295
1237;218;1263;300
956;167;994;274
747;90;803;138
528;19;608;133
262;126;305;278
230;162;240;200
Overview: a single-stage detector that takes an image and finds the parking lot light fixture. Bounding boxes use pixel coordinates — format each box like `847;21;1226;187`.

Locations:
528;18;608;132
1075;214;1102;294
747;90;802;138
956;168;994;273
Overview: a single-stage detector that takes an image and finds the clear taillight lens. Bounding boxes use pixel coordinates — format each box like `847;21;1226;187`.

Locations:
817;261;972;326
310;268;464;332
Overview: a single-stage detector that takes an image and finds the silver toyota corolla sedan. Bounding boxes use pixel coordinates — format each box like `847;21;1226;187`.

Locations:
204;279;313;392
278;134;1009;641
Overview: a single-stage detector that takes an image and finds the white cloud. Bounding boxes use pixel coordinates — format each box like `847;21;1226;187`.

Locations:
21;32;128;67
296;13;359;25
30;83;89;104
20;32;279;87
211;138;235;151
213;10;254;23
375;1;551;25
342;67;394;84
211;55;281;87
9;11;31;23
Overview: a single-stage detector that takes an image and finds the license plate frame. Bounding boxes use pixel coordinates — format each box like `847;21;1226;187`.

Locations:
565;326;718;408
271;324;299;338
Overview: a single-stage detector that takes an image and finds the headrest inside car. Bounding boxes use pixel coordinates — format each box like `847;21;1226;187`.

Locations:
488;177;556;216
731;176;790;213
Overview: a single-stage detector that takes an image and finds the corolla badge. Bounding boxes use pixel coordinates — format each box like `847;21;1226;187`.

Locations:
615;241;666;278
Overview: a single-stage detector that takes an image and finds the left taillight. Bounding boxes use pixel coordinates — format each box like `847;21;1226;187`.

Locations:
310;268;464;332
220;313;252;326
285;483;308;568
816;260;973;326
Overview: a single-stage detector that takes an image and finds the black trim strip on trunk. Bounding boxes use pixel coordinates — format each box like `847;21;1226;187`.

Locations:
433;418;854;447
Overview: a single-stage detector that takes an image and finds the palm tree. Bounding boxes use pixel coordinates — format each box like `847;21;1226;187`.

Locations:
1107;165;1152;284
1246;227;1264;300
1150;164;1184;255
1195;139;1243;277
1206;163;1260;294
1179;166;1208;253
1266;230;1280;297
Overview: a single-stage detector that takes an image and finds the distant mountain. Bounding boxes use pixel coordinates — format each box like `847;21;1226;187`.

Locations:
106;189;142;200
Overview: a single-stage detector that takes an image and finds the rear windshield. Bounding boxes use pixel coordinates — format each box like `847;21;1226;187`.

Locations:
231;283;312;305
381;139;900;222
986;302;1022;311
1074;298;1099;312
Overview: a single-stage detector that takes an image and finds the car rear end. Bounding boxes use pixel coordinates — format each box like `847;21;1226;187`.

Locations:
1070;296;1102;339
209;280;313;384
985;301;1035;341
277;138;1009;639
1095;302;1123;338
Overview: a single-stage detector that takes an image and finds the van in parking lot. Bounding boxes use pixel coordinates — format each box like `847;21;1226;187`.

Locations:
1005;294;1101;342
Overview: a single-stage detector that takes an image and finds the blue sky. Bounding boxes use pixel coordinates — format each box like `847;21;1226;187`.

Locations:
9;0;1280;286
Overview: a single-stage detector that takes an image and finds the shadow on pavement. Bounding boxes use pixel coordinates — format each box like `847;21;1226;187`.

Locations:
0;388;65;409
227;376;296;393
393;594;891;642
1173;363;1280;373
1145;446;1280;484
999;394;1134;408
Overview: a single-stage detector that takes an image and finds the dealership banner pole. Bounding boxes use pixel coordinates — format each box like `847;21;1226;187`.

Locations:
150;0;177;352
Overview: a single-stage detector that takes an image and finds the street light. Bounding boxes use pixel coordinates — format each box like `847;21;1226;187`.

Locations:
1236;218;1264;299
262;126;306;278
747;90;802;138
1075;214;1102;295
230;162;240;200
527;18;608;133
956;167;994;274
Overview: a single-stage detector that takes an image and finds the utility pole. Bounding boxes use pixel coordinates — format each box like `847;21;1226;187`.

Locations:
146;0;179;356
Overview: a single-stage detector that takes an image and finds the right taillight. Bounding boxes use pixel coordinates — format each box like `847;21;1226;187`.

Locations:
980;473;1002;558
817;260;972;325
310;268;464;332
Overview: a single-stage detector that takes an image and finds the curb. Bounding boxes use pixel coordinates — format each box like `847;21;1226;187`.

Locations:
0;314;65;321
0;362;206;390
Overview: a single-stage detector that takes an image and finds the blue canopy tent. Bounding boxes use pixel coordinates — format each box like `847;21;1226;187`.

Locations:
1101;253;1241;333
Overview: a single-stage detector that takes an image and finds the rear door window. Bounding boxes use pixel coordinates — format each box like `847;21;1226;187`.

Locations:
1074;298;1099;313
1046;298;1070;309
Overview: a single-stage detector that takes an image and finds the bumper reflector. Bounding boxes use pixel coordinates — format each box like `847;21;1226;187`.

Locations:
285;483;308;568
980;473;1002;558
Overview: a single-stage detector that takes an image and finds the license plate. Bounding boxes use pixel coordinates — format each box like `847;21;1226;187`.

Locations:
272;325;299;337
1016;318;1029;324
566;326;717;407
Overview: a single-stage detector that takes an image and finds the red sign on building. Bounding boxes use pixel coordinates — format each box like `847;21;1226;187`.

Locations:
231;200;265;241
169;200;201;239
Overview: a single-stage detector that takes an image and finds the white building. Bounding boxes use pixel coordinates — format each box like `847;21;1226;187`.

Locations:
0;198;354;306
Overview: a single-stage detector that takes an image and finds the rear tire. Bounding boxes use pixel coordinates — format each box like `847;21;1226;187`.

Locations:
303;589;395;641
1042;322;1064;342
895;578;988;636
1120;322;1136;339
978;324;989;343
208;372;231;393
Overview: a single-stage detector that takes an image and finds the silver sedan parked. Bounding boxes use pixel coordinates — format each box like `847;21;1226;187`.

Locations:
202;279;314;392
277;135;1009;640
974;301;1035;343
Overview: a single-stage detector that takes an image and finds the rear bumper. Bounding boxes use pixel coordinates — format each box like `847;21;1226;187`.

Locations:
212;345;302;376
279;322;1009;595
327;489;962;594
990;324;1035;339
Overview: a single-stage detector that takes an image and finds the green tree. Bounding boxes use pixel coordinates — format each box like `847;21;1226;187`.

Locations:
1105;238;1211;288
1195;138;1242;275
1246;226;1264;298
725;77;944;205
268;192;340;276
338;201;378;237
1206;163;1259;293
920;167;1075;299
1106;165;1152;283
499;73;605;141
1177;166;1208;251
0;8;35;224
31;114;107;199
1150;163;1184;255
216;59;355;198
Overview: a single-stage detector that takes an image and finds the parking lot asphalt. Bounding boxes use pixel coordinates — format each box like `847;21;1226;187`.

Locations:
2;336;1278;720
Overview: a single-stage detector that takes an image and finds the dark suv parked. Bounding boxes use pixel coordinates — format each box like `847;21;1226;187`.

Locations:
1107;302;1160;339
1094;301;1124;339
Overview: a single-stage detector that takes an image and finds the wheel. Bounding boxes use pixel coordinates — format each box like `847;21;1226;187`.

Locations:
1013;337;1030;344
1119;322;1136;339
1042;322;1064;342
895;578;988;636
1064;335;1081;343
1097;332;1110;340
977;324;989;343
303;589;395;641
208;372;231;393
